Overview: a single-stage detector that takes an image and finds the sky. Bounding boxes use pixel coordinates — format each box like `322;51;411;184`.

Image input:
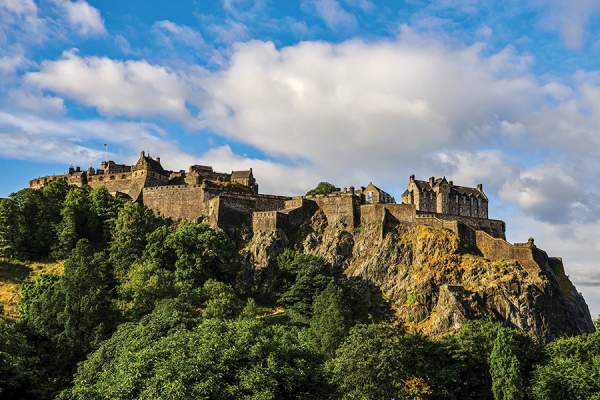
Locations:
1;0;600;317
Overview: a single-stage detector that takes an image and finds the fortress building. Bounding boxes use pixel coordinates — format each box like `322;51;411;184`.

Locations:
29;153;505;245
401;175;488;218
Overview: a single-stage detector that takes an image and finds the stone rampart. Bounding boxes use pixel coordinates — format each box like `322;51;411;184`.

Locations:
252;211;285;233
417;211;505;239
29;174;67;189
142;185;205;221
306;193;360;229
284;197;304;209
474;230;542;271
88;173;135;196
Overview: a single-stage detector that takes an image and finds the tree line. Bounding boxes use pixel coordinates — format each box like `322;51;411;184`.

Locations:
0;180;599;400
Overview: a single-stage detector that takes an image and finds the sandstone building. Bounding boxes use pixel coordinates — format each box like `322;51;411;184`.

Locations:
401;175;488;218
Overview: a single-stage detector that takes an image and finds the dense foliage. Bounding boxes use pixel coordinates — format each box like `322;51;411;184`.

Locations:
0;182;598;399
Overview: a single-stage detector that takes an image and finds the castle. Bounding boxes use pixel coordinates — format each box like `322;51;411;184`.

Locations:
29;152;504;238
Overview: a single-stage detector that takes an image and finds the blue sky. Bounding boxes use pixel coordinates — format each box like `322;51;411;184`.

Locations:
2;0;600;315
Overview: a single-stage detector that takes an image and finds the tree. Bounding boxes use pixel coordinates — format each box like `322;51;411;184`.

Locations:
489;329;524;400
166;222;235;302
0;318;37;399
90;186;124;244
0;198;17;258
18;274;72;398
306;182;338;196
53;187;100;259
277;251;340;321
19;275;66;340
109;202;163;278
198;279;242;319
10;189;55;259
62;240;118;357
531;330;600;400
61;316;329;400
309;280;351;358
118;259;176;320
442;320;539;400
329;323;456;400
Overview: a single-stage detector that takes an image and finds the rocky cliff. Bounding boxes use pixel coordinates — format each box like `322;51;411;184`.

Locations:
243;209;595;342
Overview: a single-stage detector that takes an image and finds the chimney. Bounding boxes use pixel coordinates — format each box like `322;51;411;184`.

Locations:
428;176;435;186
449;181;453;186
156;157;160;163
76;166;81;172
409;174;415;182
477;183;483;192
140;150;145;157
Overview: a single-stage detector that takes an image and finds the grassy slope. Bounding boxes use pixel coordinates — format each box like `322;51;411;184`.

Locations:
0;259;64;319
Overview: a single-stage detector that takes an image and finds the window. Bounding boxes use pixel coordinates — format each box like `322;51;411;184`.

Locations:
366;191;373;203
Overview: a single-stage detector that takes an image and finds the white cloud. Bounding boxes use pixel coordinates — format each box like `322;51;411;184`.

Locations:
7;90;65;114
0;0;37;15
198;145;316;195
53;0;106;36
0;51;28;75
501;165;600;224
303;0;357;30
25;50;190;121
196;37;538;180
540;0;600;49
154;20;205;50
432;150;516;193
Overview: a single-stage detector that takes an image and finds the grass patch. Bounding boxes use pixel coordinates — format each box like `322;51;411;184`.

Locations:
0;259;64;320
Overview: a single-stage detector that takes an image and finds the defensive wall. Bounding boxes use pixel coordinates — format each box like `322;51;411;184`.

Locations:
473;230;565;276
304;193;361;229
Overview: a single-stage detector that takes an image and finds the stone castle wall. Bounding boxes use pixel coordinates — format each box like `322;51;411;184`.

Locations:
142;185;206;221
416;212;505;239
306;193;360;229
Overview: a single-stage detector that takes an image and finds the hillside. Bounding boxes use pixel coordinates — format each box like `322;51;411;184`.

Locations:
0;260;64;319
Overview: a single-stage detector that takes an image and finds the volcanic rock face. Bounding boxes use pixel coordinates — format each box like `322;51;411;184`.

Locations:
244;214;595;342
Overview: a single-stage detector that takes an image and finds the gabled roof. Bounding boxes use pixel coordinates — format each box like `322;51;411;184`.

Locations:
134;151;166;173
411;177;486;199
231;170;252;179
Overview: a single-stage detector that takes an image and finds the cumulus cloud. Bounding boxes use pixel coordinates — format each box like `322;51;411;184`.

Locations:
431;150;517;193
53;0;106;36
25;50;190;121
198;145;316;195
501;165;600;224
196;37;537;180
7;90;65;114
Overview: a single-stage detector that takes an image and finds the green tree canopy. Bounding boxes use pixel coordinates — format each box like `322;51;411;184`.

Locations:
61;306;329;400
306;182;338;196
531;330;600;400
489;329;524;400
329;323;456;400
109;202;163;278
